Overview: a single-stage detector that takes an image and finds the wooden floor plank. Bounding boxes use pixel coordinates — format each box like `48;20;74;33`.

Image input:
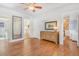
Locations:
0;38;79;56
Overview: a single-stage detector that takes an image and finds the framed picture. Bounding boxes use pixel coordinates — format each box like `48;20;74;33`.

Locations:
12;16;22;39
45;21;57;30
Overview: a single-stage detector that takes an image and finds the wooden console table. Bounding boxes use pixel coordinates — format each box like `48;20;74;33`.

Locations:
40;31;59;44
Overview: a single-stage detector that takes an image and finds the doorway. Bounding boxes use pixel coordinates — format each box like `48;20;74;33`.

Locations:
63;15;78;55
63;16;70;43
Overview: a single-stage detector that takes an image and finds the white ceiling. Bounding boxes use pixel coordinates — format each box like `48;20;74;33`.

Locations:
0;3;79;19
0;3;68;14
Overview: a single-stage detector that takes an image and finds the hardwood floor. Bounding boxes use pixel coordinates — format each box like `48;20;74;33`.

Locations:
0;38;79;56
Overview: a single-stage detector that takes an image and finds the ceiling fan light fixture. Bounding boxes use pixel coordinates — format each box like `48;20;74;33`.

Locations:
20;3;42;12
28;6;36;12
28;6;34;10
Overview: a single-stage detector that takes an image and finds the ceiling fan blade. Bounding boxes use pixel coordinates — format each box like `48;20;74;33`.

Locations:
34;6;42;9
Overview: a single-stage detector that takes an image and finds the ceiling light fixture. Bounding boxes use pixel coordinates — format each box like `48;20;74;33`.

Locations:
21;3;42;12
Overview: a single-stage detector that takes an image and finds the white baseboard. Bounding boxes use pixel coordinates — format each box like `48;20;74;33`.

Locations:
9;38;24;43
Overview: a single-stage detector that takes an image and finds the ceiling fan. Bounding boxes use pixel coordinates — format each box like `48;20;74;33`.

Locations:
20;3;42;12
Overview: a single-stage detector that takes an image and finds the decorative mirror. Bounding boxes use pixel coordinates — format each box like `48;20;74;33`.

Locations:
12;16;22;39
